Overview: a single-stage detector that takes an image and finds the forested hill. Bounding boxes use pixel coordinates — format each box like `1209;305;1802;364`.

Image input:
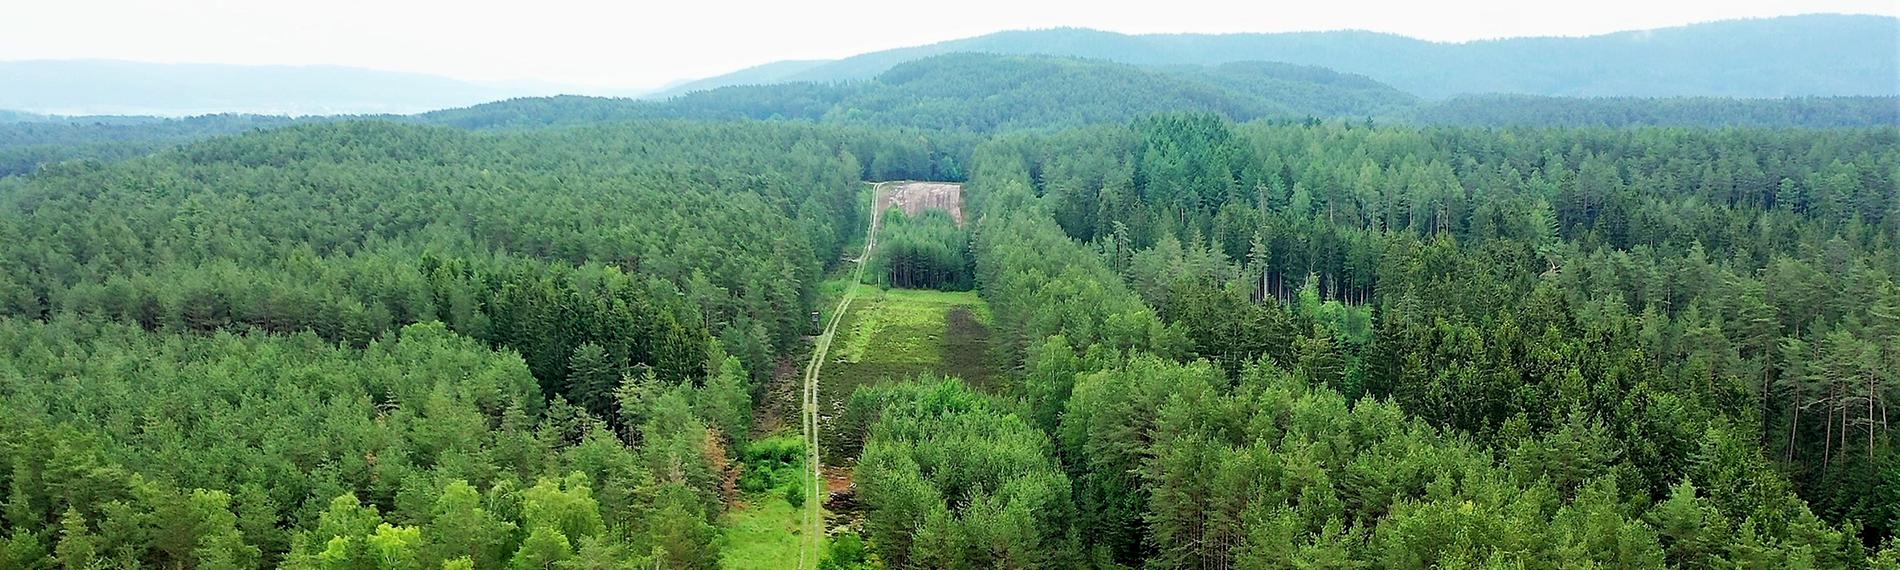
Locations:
423;67;1893;133
421;54;1416;131
0;114;325;177
849;56;1416;130
4;48;1893;180
661;14;1898;99
0;110;50;123
1409;95;1900;128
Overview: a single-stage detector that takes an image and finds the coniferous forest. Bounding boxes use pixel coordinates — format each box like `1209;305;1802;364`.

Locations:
2;13;1899;570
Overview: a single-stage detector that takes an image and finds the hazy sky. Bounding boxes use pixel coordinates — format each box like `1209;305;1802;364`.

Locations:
4;0;1894;89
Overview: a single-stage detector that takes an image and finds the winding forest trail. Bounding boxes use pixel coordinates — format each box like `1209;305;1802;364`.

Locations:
796;181;887;570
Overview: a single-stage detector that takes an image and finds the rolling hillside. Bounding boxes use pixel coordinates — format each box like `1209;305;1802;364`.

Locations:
429;54;1415;131
828;55;1415;130
1408;95;1900;128
6;42;1890;179
662;14;1898;99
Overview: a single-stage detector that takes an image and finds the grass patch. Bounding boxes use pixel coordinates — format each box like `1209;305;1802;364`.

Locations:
721;434;819;570
945;306;1005;391
719;488;810;570
819;287;999;462
836;288;974;365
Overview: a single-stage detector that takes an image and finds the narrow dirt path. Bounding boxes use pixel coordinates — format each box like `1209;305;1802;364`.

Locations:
796;181;885;570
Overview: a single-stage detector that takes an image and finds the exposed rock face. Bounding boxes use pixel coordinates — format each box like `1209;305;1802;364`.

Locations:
882;182;964;226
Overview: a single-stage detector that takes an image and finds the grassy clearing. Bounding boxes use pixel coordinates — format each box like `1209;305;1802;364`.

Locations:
837;288;977;365
720;491;807;570
832;288;984;377
944;305;1003;391
720;434;821;570
818;287;1001;461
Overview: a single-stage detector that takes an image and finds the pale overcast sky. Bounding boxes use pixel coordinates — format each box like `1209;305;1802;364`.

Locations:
4;0;1894;89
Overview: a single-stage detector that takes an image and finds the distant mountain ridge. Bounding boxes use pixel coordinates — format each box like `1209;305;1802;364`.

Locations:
5;15;1889;117
0;60;594;116
1408;95;1900;128
424;54;1417;131
0;110;50;123
839;55;1417;130
659;14;1899;99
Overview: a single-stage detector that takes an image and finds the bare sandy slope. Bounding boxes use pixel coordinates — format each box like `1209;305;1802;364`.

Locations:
881;181;964;226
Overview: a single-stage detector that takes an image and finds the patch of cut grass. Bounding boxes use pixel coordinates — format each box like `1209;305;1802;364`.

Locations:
836;299;884;364
818;287;999;462
832;288;980;368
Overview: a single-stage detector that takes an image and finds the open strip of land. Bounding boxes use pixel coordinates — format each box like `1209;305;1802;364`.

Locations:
794;181;887;569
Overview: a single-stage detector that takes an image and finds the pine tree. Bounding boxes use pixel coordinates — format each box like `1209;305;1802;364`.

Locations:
695;356;753;448
645;483;719;570
54;508;97;570
1647;480;1728;569
1296;325;1346;390
566;342;620;420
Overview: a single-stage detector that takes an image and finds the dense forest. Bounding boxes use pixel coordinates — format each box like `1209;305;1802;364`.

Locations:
888;115;1900;568
1;20;1898;569
0;114;313;177
0;119;963;567
1409;95;1900;128
871;210;972;291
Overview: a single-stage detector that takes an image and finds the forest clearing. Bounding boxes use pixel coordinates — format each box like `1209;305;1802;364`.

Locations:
721;180;987;569
819;287;1000;460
